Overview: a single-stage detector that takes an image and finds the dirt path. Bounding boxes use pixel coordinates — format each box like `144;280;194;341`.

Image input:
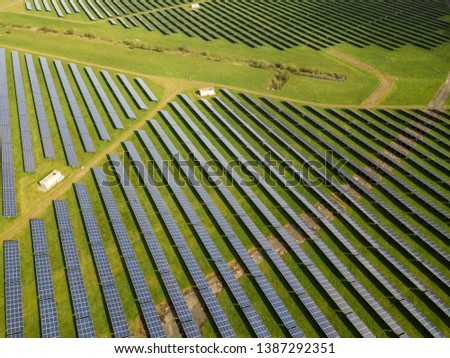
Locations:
427;72;450;111
327;49;396;107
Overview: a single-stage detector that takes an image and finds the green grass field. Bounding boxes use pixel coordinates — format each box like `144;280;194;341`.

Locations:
0;0;449;339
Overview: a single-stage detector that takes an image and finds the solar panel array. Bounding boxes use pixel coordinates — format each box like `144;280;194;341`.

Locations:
24;53;56;159
100;70;136;119
54;60;96;153
135;78;158;102
53;200;96;338
117;74;147;110
69;63;110;141
4;241;25;338
283;103;450;266
1;48;17;217
304;106;450;240
209;92;411;336
85;66;124;129
30;219;61;338
230;95;446;336
39;56;79;167
107;154;202;338
259;97;450;293
11;51;36;173
123;142;237;338
74;183;130;338
92;169;166;338
136;130;275;338
157;112;340;337
169;99;374;337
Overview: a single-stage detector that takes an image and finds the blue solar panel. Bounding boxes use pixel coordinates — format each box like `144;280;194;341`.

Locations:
121;143;236;337
4;241;25;338
136;130;272;337
30;219;60;338
135;77;158;102
54;60;96;153
100;70;136;119
74;183;130;338
53;200;96;337
39;56;79;167
106;155;201;338
0;48;17;217
172;96;373;336
159;110;340;337
11;51;36;172
117;74;147;110
24;53;55;158
85;66;124;129
92;169;165;338
68;63;110;141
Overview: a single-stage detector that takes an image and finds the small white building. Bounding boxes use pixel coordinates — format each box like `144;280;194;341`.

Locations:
199;87;216;97
39;170;64;191
190;3;200;9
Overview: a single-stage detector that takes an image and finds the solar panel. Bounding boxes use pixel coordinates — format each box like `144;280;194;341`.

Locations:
160;110;340;337
42;0;51;11
24;53;55;158
34;0;42;11
39;56;79;167
69;0;80;12
137;130;276;336
122;142;236;338
92;170;165;338
52;0;64;16
105;155;201;337
74;183;130;338
60;0;71;14
30;219;60;338
95;0;112;17
0;48;17;217
53;200;96;337
172;97;375;335
85;66;123;129
117;74;147;110
135;77;158;102
78;0;96;20
87;0;104;19
4;241;25;338
100;71;136;118
68;63;110;141
117;17;130;29
54;60;95;153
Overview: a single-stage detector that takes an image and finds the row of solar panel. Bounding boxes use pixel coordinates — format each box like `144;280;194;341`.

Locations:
187;96;401;335
170;96;375;337
209;91;449;332
0;48;17;217
296;106;450;237
30;219;61;338
105;154;202;337
1;49;158;217
209;91;447;335
256;96;450;292
281;102;450;265
173;93;445;338
4;241;25;338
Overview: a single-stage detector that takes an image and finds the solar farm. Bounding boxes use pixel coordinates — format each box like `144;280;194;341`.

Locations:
0;0;449;339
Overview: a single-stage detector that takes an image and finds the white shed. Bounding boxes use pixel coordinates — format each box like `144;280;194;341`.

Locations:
190;3;200;9
39;170;64;191
199;87;216;97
